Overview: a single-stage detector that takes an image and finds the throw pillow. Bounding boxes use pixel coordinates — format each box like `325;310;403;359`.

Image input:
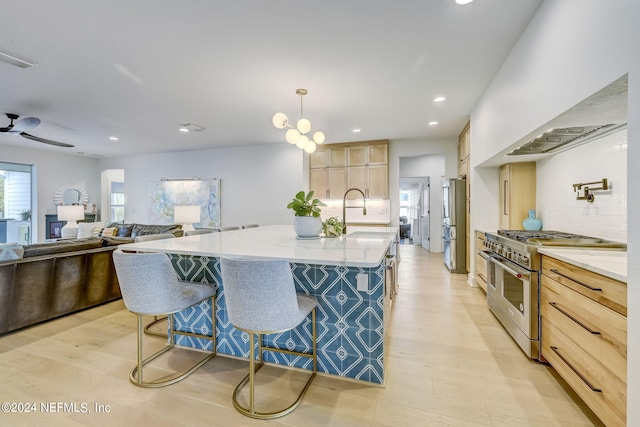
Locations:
101;227;116;237
0;243;24;260
77;222;106;239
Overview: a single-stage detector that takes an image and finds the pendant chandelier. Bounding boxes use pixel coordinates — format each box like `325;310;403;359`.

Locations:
272;88;325;153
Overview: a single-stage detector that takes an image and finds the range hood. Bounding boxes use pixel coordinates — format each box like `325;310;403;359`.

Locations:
507;122;627;156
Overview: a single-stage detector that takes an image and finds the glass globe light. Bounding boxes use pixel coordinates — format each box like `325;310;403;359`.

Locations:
285;128;300;144
272;112;288;129
312;131;326;144
304;141;317;153
296;118;311;134
296;134;309;149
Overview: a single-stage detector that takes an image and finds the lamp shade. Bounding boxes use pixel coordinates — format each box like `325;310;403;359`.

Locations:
312;131;326;144
174;205;200;223
285;128;300;144
296;118;311;134
272;112;288;129
57;205;85;221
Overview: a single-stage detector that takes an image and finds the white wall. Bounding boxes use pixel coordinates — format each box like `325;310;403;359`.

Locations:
468;1;640;422
0;145;100;242
97;143;305;227
537;129;627;242
399;154;446;252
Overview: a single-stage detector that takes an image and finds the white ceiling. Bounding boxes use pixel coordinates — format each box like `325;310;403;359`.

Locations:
0;0;543;158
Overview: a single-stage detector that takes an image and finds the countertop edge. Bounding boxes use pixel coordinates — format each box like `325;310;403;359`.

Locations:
538;247;627;283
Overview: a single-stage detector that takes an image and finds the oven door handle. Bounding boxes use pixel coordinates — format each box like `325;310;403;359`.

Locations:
488;255;530;278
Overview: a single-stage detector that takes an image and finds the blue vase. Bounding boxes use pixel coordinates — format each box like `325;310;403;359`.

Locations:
523;209;542;231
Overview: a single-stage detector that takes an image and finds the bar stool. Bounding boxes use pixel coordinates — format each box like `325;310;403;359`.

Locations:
113;250;217;388
185;229;218;236
220;257;317;419
134;233;176;337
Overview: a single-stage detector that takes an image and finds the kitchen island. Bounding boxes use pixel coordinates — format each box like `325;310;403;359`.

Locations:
119;225;394;384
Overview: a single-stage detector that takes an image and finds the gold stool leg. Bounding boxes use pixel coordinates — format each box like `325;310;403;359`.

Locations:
231;308;317;419
129;296;217;388
144;315;168;337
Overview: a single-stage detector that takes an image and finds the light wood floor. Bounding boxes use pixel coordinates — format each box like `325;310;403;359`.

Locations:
0;245;603;426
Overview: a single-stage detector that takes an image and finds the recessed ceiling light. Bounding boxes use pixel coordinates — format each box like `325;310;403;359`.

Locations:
352;128;361;133
179;123;205;132
455;0;474;5
109;136;119;141
428;121;438;126
433;96;446;103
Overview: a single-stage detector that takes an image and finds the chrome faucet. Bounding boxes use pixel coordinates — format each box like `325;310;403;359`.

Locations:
342;188;367;234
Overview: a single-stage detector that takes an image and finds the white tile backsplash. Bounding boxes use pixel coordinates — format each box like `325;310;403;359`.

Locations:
536;128;627;242
320;199;391;224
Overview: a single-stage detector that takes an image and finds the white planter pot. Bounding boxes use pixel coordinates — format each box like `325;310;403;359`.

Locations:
293;216;322;238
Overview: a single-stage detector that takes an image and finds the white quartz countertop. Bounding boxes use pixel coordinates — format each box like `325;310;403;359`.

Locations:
119;225;393;267
538;247;627;283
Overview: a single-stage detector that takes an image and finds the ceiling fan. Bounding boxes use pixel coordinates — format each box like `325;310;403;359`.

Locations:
0;113;74;148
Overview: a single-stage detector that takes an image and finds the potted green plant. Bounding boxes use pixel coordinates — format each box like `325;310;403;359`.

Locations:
322;217;344;237
20;209;31;221
287;190;326;238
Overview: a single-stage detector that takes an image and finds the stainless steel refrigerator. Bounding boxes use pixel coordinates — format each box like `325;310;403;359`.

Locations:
442;178;466;273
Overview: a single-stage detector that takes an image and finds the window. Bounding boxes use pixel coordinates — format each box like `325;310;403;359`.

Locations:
0;161;33;244
110;181;125;222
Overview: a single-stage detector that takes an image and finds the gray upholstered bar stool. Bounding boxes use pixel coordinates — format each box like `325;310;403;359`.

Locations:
113;250;217;388
220;257;317;419
185;228;218;236
134;233;176;337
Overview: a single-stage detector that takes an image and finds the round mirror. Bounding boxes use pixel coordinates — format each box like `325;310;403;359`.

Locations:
53;184;89;206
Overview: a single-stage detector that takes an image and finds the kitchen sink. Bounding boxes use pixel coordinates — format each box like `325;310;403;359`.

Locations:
527;237;627;249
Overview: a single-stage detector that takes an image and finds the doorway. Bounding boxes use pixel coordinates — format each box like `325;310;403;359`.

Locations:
398;177;430;250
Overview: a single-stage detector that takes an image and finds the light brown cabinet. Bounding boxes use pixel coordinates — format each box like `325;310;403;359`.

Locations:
310;140;388;199
541;255;627;427
498;162;536;230
474;230;487;292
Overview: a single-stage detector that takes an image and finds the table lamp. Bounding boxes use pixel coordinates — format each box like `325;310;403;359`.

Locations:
57;205;85;239
174;205;200;232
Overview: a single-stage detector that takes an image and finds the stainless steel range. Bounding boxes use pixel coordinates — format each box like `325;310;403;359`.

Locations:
480;229;596;360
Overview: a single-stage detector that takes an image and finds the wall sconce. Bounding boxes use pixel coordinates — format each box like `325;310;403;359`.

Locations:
174;205;200;232
573;178;608;202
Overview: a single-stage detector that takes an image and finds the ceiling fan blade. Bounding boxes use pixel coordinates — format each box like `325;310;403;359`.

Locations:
20;132;75;148
10;117;41;133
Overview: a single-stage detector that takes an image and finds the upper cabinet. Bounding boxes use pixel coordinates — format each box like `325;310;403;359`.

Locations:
310;140;388;200
499;162;536;230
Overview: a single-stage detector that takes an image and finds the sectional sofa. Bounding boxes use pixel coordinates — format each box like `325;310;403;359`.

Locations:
0;223;183;335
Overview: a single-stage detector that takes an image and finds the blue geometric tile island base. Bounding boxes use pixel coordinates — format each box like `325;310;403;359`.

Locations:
168;254;385;384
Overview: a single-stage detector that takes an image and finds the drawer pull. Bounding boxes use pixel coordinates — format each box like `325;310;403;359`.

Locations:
549;269;602;291
550;346;602;393
548;302;601;335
